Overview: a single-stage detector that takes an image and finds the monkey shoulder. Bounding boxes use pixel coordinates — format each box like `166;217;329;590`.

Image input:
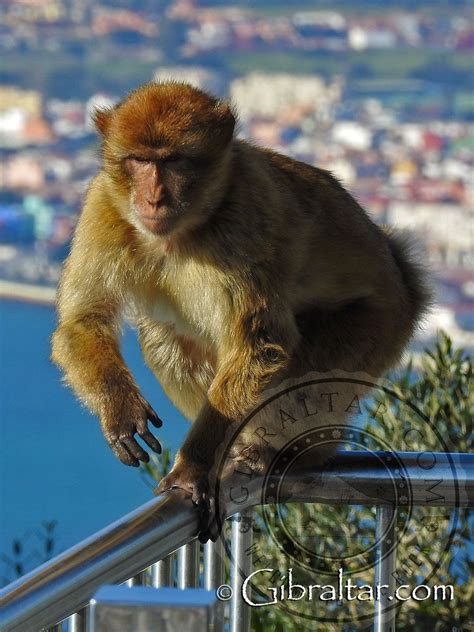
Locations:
254;145;339;189
232;142;359;233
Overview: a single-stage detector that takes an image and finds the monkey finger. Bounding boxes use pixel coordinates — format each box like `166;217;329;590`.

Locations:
207;501;226;543
198;509;220;543
200;518;224;543
111;440;139;467
202;494;214;525
197;502;213;543
198;530;210;544
139;430;162;454
154;475;173;496
199;490;226;543
200;522;219;544
147;408;162;428
121;436;150;463
206;525;221;543
191;481;209;507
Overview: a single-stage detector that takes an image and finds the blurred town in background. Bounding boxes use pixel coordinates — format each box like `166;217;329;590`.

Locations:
0;0;472;349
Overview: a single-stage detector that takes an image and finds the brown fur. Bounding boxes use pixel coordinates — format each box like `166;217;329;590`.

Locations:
51;82;431;539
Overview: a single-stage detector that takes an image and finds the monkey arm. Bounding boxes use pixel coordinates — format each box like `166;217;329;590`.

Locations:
185;300;299;459
155;302;299;532
51;192;162;466
52;294;128;417
51;277;162;466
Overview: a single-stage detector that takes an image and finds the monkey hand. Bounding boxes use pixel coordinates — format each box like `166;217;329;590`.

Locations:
154;458;226;543
100;390;162;467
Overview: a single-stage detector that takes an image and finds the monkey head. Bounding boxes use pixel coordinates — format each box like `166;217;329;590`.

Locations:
93;82;236;237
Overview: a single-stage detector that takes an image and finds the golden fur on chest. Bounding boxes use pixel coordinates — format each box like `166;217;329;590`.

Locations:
130;251;231;347
121;250;230;420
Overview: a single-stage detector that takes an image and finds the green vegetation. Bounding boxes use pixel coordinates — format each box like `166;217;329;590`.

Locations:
2;47;472;100
0;521;57;587
218;50;473;86
1;54;160;100
200;0;470;7
199;0;472;16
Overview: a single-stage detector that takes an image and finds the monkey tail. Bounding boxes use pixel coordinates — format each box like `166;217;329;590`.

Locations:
384;227;434;332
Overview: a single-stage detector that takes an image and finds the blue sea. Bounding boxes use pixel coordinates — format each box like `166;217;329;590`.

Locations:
0;300;189;581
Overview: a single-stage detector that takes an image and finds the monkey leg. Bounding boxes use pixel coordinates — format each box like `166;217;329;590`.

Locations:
137;318;215;421
289;297;411;379
256;298;413;473
154;402;233;542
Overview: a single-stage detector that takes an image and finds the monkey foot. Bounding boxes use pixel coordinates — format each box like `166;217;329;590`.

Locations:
154;463;226;543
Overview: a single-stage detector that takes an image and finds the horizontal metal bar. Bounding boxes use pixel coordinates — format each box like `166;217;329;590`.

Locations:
1;451;472;632
274;450;474;508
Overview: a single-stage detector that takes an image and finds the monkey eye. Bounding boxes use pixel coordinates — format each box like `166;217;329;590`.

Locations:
130;156;152;164
163;154;189;165
125;155;190;168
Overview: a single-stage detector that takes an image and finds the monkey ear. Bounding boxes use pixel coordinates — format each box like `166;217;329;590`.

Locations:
92;108;113;137
213;101;236;145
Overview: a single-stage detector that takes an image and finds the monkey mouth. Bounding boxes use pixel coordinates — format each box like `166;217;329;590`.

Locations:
138;212;176;235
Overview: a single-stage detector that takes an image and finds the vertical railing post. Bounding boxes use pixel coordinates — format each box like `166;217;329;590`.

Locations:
230;511;253;632
151;555;174;588
68;607;88;632
177;540;200;589
125;570;147;587
374;504;397;632
204;537;226;591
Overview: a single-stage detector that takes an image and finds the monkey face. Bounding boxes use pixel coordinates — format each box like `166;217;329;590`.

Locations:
93;82;236;238
123;153;200;236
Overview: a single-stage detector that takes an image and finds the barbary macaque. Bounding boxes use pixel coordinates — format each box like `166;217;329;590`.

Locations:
51;82;431;541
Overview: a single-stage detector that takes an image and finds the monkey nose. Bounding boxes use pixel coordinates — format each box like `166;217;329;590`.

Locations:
147;186;165;206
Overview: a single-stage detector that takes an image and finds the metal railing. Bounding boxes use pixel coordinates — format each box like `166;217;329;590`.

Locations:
0;451;473;632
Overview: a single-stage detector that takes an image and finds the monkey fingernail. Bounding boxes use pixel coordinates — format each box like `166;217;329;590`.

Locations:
114;440;141;467
122;437;149;462
120;452;139;467
140;430;162;454
155;476;173;495
148;410;162;427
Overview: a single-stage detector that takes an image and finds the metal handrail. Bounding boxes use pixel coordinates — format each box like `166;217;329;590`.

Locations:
1;451;473;632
